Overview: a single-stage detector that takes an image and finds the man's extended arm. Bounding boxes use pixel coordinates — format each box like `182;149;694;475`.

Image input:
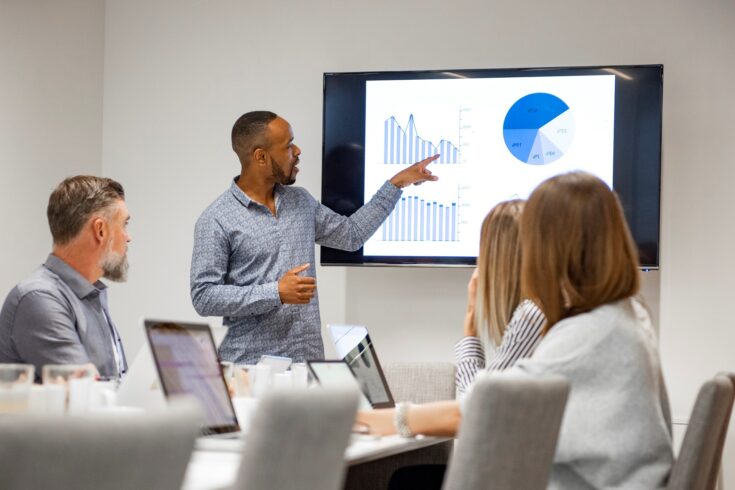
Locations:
315;155;439;250
315;180;402;250
190;216;282;317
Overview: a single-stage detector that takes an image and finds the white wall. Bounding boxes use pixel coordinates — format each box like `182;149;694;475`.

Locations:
3;0;732;481
0;0;105;297
0;0;717;484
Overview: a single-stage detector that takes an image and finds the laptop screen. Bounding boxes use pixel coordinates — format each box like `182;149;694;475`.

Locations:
145;320;239;435
306;360;372;410
328;325;395;408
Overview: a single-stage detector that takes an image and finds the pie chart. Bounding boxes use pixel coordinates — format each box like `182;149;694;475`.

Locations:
503;93;574;165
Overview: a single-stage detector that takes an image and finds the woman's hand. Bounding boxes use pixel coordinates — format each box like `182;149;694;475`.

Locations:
464;268;479;337
357;403;462;438
355;409;397;436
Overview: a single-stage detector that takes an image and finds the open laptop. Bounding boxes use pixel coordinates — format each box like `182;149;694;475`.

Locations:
328;325;395;408
117;319;227;411
143;319;240;438
306;360;372;410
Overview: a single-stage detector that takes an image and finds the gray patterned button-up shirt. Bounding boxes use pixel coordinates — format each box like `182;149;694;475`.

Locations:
191;178;401;363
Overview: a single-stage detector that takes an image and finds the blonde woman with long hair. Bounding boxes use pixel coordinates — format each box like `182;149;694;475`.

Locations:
455;199;545;396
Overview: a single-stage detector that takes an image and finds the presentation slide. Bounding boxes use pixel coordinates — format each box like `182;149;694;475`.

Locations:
362;74;616;258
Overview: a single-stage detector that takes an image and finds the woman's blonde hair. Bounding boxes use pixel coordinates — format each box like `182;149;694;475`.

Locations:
477;199;525;347
520;171;640;331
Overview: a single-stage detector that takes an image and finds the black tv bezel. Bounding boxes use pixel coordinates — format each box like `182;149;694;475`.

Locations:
321;64;663;269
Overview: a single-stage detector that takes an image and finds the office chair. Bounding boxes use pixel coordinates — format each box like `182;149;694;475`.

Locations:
667;373;734;490
383;362;456;405
442;374;569;490
0;398;202;490
343;362;457;490
232;387;359;490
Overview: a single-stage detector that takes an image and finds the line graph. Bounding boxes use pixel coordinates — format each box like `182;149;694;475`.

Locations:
383;115;460;164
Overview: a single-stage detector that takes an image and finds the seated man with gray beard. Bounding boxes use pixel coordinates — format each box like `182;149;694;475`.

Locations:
0;176;130;381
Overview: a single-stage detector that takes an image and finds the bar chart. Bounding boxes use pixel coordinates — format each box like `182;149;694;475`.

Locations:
381;196;458;242
383;115;460;164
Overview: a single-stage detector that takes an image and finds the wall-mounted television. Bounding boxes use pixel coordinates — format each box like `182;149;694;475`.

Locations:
321;64;662;269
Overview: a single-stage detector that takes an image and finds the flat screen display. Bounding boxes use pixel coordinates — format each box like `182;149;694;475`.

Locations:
321;65;662;268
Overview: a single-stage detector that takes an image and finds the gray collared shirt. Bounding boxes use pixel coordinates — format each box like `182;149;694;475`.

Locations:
0;254;128;380
191;178;401;364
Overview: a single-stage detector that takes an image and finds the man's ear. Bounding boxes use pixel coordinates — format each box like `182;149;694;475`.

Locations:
91;217;107;244
252;147;268;166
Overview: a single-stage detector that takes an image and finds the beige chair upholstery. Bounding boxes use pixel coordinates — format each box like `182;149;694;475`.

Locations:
0;399;202;490
668;374;735;490
383;361;456;404
443;374;569;490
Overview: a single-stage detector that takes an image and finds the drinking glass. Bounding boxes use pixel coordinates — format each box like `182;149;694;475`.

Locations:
252;364;272;398
272;371;293;390
0;363;34;414
291;363;309;388
234;364;255;397
220;360;235;396
42;364;96;414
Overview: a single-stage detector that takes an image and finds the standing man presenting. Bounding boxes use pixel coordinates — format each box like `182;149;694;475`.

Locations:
191;111;437;363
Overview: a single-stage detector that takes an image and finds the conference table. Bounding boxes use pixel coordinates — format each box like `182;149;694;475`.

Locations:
183;434;451;489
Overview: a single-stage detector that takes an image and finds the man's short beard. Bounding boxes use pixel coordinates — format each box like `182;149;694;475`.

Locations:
100;240;129;282
271;158;296;186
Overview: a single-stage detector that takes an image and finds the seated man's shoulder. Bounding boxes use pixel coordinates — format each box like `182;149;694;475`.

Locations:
8;268;69;307
0;268;71;340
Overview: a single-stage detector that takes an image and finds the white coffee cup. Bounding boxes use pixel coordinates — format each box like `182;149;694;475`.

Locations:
291;363;309;388
252;364;272;398
272;371;293;390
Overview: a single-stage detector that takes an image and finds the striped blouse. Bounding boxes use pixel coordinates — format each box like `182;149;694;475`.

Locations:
455;299;546;395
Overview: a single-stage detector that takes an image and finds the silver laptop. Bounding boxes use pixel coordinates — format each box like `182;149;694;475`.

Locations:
328;324;395;409
143;319;240;438
117;319;227;411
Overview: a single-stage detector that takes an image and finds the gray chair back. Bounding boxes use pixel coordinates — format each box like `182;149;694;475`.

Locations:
343;362;456;490
668;374;734;490
443;374;569;490
384;362;456;404
0;399;202;490
706;373;735;489
233;387;359;490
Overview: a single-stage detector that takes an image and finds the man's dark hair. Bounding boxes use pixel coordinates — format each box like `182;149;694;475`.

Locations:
231;111;278;162
47;175;125;246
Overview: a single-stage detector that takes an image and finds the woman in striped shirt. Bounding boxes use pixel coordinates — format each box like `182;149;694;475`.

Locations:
455;199;545;396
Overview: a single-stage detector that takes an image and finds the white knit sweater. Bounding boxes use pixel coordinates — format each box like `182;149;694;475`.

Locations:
503;298;673;489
